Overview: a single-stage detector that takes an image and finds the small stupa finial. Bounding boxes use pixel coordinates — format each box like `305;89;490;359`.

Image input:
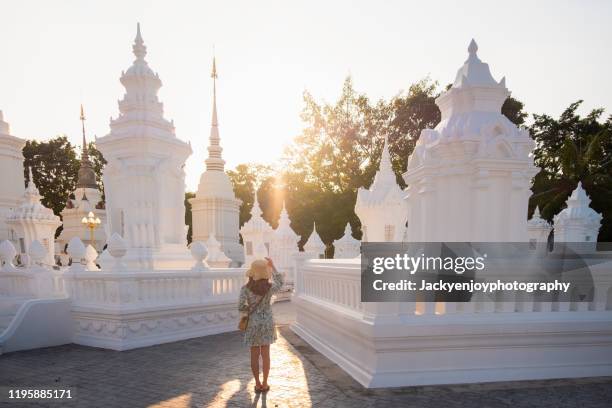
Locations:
468;39;478;56
133;22;147;60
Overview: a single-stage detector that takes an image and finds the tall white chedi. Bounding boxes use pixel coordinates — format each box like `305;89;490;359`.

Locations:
553;182;602;250
96;24;193;270
240;193;273;265
355;136;407;242
334;223;360;258
6;168;61;265
57;106;107;252
190;58;243;265
0;111;26;241
403;40;537;242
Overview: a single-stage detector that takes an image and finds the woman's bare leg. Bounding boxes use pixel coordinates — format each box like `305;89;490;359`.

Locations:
250;346;262;387
261;345;270;388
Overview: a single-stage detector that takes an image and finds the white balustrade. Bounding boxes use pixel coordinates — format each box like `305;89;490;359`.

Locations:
62;268;246;309
294;256;612;318
298;259;363;313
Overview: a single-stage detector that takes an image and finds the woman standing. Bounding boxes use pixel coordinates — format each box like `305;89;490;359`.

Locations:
238;257;284;393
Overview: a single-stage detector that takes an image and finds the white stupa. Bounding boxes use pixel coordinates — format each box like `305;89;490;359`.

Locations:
403;40;537;242
334;223;360;258
355;136;407;242
553;182;602;250
190;57;243;265
57;105;107;252
96;24;193;270
0;110;26;242
240;193;274;265
527;206;552;244
303;222;325;258
269;201;300;276
6;168;61;265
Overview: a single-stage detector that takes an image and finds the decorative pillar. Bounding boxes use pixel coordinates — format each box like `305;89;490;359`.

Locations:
6;168;61;266
240;193;274;265
333;223;360;258
355;136;407;242
553;182;602;253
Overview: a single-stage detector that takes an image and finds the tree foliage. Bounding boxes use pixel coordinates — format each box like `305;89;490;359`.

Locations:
529;101;612;241
21;135;105;216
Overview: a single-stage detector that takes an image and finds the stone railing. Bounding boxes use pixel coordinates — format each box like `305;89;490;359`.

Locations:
0;236;248;307
62;268;245;309
295;258;363;314
0;239;67;298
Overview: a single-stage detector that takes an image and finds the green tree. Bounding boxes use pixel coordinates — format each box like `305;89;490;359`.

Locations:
502;96;528;127
22;136;80;216
387;78;441;185
529;101;612;241
227;163;275;228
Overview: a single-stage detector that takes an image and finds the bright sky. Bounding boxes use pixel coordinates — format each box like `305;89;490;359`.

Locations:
1;0;610;191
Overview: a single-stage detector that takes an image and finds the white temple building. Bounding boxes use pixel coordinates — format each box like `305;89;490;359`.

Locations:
0;111;26;242
240;193;273;265
57;106;107;252
355;136;407;242
190;58;243;265
333;223;360;258
96;24;193;270
403;39;537;242
6;168;61;266
527;206;552;244
553;182;602;252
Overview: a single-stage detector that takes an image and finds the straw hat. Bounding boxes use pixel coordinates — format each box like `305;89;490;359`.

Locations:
246;259;271;281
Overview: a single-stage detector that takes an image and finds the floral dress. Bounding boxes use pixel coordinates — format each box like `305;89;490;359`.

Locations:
238;268;284;346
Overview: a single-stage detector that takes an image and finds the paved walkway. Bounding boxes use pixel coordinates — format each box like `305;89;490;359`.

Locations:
1;302;611;408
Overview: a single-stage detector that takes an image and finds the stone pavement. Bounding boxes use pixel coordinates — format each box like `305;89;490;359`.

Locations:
0;302;611;408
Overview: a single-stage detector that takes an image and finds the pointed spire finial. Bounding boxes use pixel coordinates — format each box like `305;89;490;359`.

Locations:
80;104;88;157
211;54;218;80
468;39;478;56
133;22;147;60
205;54;225;171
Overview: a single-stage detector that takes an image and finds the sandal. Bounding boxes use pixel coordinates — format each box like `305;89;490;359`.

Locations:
261;385;270;393
254;385;263;393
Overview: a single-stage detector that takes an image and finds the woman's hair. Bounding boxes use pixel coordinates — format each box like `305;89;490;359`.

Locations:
246;276;272;296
